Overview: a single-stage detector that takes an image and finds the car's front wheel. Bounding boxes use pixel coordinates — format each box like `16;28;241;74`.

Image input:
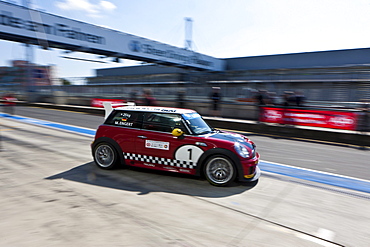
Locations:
93;142;119;169
204;155;236;186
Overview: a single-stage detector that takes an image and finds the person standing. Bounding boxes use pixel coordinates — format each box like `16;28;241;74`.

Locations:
358;100;369;131
283;91;295;106
129;90;138;104
255;89;269;121
295;90;305;107
142;89;157;106
177;90;186;108
209;87;222;117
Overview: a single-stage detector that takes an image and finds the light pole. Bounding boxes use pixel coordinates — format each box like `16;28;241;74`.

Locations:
185;17;193;50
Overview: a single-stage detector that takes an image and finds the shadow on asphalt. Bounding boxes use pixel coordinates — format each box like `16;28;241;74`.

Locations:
46;162;258;198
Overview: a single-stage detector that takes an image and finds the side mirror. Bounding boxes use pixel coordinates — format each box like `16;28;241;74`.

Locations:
172;128;184;138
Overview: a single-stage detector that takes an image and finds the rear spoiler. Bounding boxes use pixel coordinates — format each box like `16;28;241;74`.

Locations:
103;102;135;119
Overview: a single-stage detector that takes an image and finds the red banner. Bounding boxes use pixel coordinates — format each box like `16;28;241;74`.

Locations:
260;107;358;130
2;96;17;105
91;98;126;108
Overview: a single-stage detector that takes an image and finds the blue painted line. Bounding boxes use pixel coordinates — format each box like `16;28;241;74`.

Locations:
0;113;96;136
2;112;370;194
259;161;370;194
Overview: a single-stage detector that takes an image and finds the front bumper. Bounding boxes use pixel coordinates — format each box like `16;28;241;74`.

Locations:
238;153;260;182
239;166;261;182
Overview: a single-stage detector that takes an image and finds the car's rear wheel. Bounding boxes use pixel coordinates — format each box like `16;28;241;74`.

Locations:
93;142;119;169
204;155;236;186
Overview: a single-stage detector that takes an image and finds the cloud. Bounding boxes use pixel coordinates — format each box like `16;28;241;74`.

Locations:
99;1;116;11
56;0;116;17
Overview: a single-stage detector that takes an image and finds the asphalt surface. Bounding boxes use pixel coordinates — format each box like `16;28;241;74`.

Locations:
10;105;370;181
1;115;370;246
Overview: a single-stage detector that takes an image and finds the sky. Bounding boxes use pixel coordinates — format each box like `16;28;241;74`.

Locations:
2;0;370;79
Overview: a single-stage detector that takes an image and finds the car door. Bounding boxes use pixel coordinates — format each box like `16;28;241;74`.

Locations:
134;112;204;173
104;110;143;158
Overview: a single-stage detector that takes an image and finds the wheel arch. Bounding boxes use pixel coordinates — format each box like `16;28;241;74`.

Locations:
92;137;125;166
196;148;243;180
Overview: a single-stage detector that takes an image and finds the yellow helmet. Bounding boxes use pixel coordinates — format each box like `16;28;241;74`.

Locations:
172;128;184;137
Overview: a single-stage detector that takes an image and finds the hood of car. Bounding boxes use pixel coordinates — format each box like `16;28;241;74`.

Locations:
206;131;254;149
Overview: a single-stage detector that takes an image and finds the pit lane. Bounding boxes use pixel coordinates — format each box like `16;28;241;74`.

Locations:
1;108;370;246
8;106;370;181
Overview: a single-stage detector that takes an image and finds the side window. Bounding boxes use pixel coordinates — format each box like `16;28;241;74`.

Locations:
142;113;186;133
105;111;142;129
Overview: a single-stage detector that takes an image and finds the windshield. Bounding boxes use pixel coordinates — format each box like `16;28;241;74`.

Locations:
182;113;213;135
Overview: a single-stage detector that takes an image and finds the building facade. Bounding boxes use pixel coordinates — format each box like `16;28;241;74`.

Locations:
87;48;370;102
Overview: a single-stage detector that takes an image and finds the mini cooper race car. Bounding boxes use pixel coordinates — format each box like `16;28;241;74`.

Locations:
91;104;260;186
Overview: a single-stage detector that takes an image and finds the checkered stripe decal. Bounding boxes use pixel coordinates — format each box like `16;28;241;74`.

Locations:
123;152;195;169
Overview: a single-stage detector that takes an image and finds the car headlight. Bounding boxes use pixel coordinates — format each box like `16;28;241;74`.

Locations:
234;142;250;158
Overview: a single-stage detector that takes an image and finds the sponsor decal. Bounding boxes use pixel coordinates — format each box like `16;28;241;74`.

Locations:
160;109;177;113
179;169;191;173
114;121;133;127
121;113;131;117
129;40;141;52
328;116;354;127
260;107;358;130
263;110;283;121
145;140;170;150
163;166;176;170
143;163;155;167
128;40;213;67
119;112;131;122
0;11;105;44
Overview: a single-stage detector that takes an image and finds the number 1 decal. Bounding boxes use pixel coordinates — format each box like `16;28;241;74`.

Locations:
187;148;192;160
175;145;204;163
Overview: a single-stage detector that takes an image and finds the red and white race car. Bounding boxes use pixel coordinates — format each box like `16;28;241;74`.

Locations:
91;104;260;186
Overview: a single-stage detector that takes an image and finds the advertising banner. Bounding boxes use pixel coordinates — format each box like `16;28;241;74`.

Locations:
91;98;126;108
0;2;224;71
260;107;358;130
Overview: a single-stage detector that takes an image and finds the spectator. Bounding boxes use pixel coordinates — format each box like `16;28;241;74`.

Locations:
209;87;222;117
255;89;269;121
129;90;138;104
295;90;305;107
256;89;268;106
268;92;280;105
177;90;186;108
142;89;157;106
283;91;295;106
358;99;370;131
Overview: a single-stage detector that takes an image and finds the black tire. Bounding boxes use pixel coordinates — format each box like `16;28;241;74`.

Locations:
93;142;119;169
204;155;236;186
